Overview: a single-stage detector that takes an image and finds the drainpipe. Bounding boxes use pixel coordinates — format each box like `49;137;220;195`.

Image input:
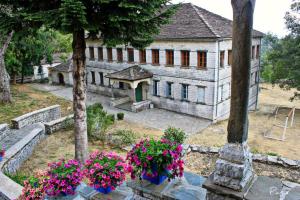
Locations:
255;38;262;110
214;39;221;122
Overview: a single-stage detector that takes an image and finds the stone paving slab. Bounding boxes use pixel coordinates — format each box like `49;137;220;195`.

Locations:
30;84;211;135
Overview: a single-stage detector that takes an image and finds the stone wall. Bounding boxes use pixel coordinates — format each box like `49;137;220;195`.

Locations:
11;105;61;129
44;114;74;134
0;124;9;141
85;38;261;122
0;123;45;200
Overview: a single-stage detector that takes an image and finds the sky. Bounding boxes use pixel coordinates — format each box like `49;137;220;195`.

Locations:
171;0;293;37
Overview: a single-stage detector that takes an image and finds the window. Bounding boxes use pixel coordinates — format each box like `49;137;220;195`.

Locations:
197;51;207;69
91;71;95;84
181;50;190;67
127;48;134;63
119;82;124;89
197;87;205;104
166;82;173;98
153;80;159;96
89;47;95;60
256;45;260;59
98;47;103;61
139;49;146;64
166;50;174;66
220;51;225;67
99;72;104;85
181;84;189;101
252;46;255;60
107;48;113;62
228;50;232;66
117;48;123;62
152;49;160;65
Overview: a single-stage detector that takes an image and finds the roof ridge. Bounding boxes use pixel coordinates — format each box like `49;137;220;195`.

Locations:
191;4;220;38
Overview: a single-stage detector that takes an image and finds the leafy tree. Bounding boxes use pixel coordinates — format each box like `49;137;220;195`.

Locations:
261;1;300;100
1;0;176;163
5;28;72;84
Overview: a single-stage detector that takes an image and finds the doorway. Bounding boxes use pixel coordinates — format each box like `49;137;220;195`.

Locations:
135;83;143;102
58;73;65;85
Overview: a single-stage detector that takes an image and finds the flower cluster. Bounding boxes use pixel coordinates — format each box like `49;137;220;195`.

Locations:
18;170;48;200
43;159;83;196
126;138;184;180
0;145;5;158
85;151;130;191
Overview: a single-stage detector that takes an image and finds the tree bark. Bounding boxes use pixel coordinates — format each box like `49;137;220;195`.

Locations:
72;29;88;163
0;31;14;104
227;0;256;143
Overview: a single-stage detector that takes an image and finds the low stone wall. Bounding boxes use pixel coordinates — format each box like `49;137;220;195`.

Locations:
110;97;131;107
11;105;61;129
44;114;74;134
186;144;300;169
0;123;45;200
132;100;151;112
0;124;9;141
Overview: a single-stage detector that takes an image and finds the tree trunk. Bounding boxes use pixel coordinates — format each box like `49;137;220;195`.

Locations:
12;72;17;85
227;0;256;143
72;29;88;163
0;31;14;104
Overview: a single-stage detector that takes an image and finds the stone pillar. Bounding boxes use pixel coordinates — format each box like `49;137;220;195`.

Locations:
203;0;256;199
110;80;115;100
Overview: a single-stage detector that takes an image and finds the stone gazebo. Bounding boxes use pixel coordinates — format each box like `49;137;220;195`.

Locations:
105;65;153;112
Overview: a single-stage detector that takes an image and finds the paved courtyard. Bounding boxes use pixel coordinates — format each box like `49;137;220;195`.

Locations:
30;84;211;135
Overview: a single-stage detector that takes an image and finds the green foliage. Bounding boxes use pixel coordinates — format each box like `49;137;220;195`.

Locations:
87;103;114;140
260;0;300;100
4;172;28;186
5;28;72;79
110;129;136;148
162;127;186;144
267;152;279;157
117;112;125;120
107;114;115;123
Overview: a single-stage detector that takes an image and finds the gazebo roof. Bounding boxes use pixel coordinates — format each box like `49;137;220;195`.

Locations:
105;65;153;81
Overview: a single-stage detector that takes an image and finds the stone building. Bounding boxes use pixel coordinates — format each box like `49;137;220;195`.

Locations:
48;59;73;86
85;3;263;122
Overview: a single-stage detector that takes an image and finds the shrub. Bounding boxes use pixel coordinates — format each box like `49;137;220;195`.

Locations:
84;151;130;192
109;129;136;148
117;113;125;120
107;114;115;122
126;138;184;180
43;159;83;196
162;127;186;144
18;171;48;200
87;103;114;140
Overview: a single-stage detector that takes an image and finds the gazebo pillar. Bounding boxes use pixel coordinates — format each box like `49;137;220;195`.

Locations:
204;0;256;199
110;80;115;100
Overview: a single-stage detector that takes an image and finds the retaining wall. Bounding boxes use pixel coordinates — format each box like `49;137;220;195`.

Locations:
0;124;9;141
0;123;45;200
11;105;61;129
44;114;74;134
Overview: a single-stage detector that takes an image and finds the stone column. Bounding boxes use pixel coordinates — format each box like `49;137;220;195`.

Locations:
110;80;115;100
204;0;256;199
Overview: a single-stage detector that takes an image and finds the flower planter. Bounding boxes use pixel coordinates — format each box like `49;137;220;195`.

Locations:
95;186;112;194
142;163;168;185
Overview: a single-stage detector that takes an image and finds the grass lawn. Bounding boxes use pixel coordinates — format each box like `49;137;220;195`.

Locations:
0;84;73;124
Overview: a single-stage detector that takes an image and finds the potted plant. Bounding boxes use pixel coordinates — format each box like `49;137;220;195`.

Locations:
85;151;130;194
43;159;83;197
0;145;5;161
18;170;48;200
126;138;184;185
